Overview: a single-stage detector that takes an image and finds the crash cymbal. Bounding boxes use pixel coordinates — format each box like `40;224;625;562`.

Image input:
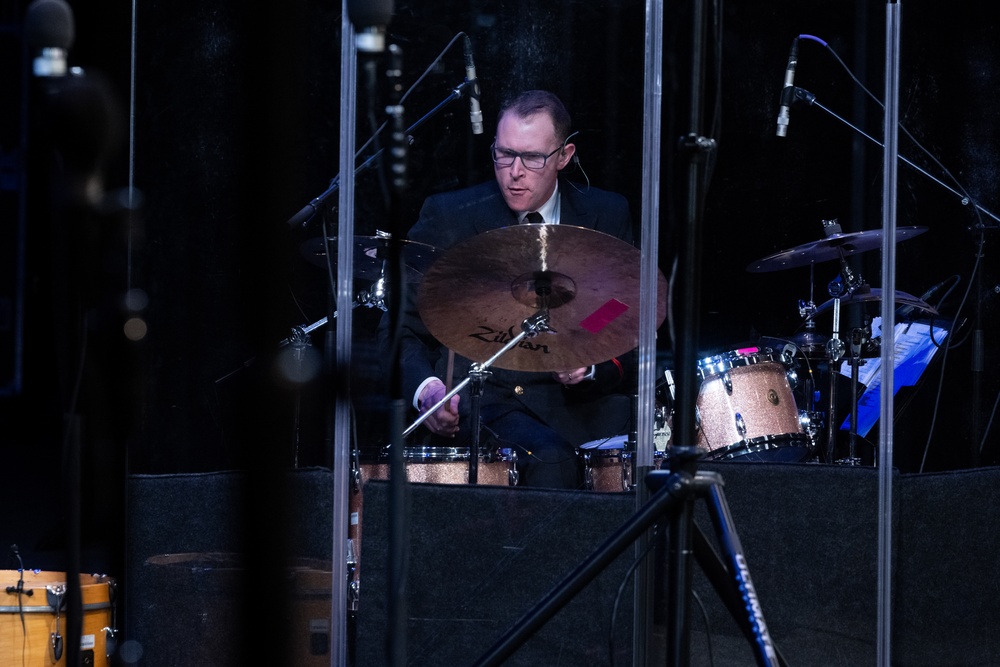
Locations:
299;235;440;281
746;226;928;272
812;287;938;317
417;224;668;372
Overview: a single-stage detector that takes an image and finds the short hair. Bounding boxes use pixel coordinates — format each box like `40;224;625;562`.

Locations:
497;90;572;144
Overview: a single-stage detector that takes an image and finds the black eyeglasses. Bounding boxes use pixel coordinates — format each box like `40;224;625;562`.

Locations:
490;143;563;170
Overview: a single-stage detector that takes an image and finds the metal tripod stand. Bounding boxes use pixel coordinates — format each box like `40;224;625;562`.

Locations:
471;461;787;667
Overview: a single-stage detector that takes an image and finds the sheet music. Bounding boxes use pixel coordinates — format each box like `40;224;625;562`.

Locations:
838;317;948;436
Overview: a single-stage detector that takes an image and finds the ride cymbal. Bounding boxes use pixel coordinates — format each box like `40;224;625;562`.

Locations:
746;226;928;272
417;224;667;371
299;235;440;281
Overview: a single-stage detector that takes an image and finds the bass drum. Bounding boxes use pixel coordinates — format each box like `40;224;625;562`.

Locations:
0;570;116;667
349;446;518;610
694;347;813;462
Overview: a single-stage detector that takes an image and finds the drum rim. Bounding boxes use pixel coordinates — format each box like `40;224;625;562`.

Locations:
578;434;630;450
402;446;469;461
374;446;516;463
704;432;812;460
695;346;787;380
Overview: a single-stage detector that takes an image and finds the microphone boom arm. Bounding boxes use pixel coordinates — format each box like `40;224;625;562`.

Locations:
286;78;480;229
793;87;1000;227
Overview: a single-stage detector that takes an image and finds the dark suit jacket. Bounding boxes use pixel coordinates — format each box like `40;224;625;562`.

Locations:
384;178;637;447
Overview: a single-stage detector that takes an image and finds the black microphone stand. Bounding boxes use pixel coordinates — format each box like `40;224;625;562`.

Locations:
789;87;1000;227
286;77;479;230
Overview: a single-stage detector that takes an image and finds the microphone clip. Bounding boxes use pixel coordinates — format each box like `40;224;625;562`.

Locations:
678;133;717;155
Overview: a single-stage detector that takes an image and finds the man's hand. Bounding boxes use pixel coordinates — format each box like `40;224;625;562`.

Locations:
418;379;460;436
552;367;593;386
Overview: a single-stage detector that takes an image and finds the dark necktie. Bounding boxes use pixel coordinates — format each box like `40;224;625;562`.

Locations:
525;211;544;224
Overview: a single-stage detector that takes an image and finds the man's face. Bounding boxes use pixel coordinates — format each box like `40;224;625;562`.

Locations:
493;112;575;214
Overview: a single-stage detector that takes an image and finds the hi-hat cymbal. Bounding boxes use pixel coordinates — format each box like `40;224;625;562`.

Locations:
300;235;440;281
812;287;938;317
418;224;668;372
746;226;928;272
787;330;830;352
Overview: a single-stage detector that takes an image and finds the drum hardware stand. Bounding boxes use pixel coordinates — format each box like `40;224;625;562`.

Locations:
837;318;878;466
402;306;555;484
823;296;846;463
837;327;867;466
471;465;786;667
821;243;868;462
277;273;392;349
210;277;391;468
283;325;313;468
795;258;820;358
346;537;359;613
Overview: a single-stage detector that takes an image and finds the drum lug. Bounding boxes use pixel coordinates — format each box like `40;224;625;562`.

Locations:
506;448;519;486
105;576;119;658
46;585;65;662
44;584;67;663
104;627;119;659
786;367;799;391
620;452;633;492
734;412;747;440
722;371;733;394
51;633;63;662
582;452;594;490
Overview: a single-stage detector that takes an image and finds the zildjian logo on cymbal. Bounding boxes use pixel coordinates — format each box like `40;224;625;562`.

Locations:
468;326;551;353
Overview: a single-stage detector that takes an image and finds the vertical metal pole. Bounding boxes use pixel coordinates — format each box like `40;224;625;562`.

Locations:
385;42;410;667
666;0;711;664
877;3;901;666
332;3;357;665
634;0;665;664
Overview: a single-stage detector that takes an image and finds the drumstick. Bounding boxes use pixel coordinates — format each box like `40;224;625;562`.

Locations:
445;349;455;395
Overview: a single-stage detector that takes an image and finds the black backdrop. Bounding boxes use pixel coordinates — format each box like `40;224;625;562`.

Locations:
4;0;1000;575
119;0;998;475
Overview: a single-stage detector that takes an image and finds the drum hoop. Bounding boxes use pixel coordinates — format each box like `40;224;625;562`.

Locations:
379;446;517;463
705;432;811;460
579;434;631;450
696;347;784;380
0;599;112;614
402;446;470;462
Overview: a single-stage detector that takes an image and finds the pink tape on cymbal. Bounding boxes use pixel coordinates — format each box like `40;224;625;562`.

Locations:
579;299;629;333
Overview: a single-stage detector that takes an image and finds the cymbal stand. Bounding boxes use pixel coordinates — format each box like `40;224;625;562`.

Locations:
277;277;390;346
211;279;386;467
837;326;867;466
797;297;819;347
283;325;311;468
823;293;845;464
822;250;867;462
401;308;554;484
796;293;819;412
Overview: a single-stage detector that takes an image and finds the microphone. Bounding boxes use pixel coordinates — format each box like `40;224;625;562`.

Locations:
25;0;75;77
462;35;484;135
347;0;394;54
775;37;799;137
